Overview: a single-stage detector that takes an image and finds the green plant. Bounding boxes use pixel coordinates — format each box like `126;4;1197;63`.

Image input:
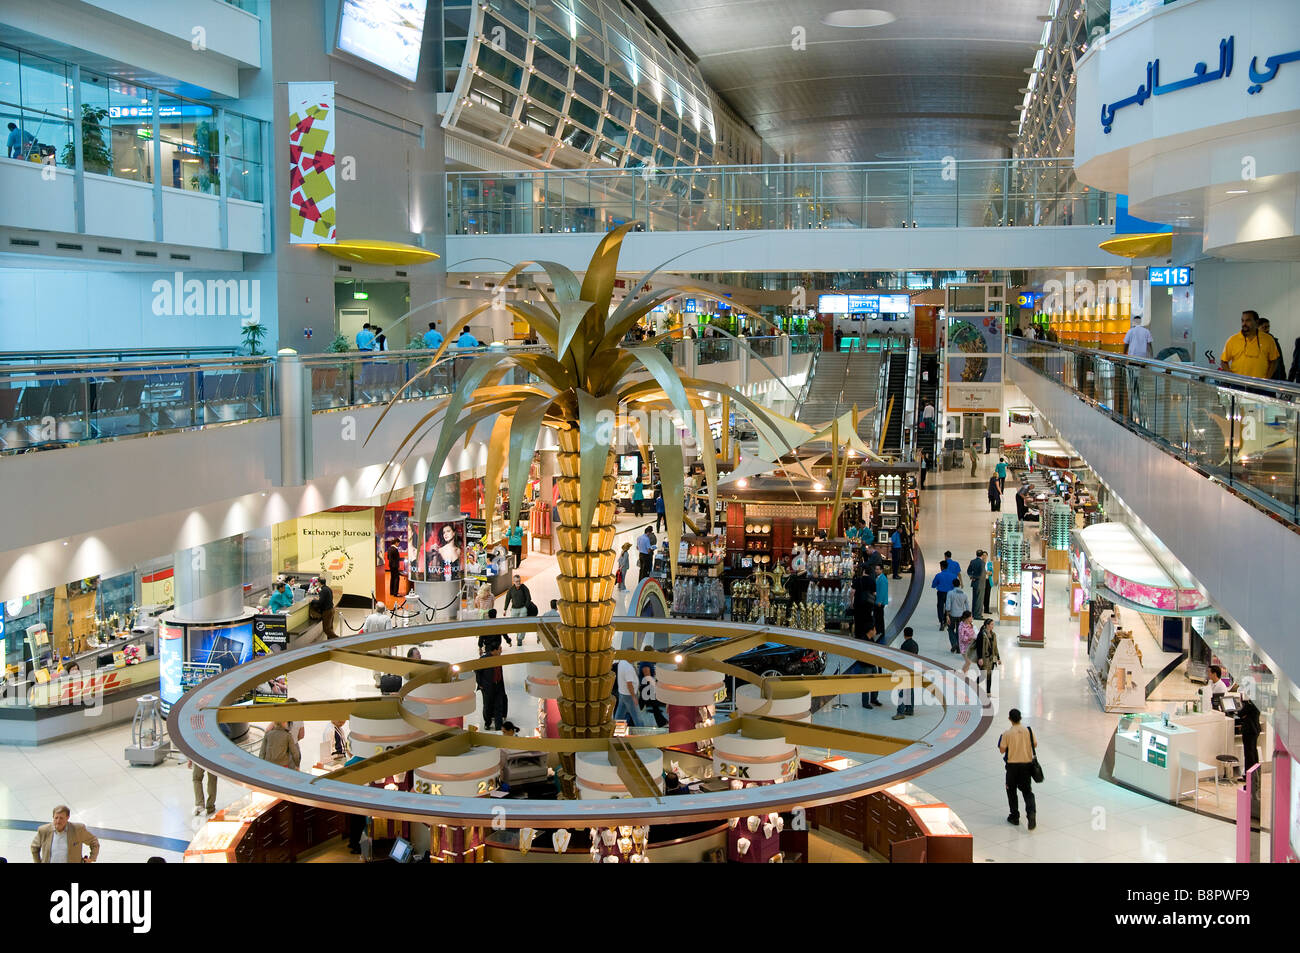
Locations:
240;321;268;356
191;120;221;194
326;333;352;353
62;104;112;174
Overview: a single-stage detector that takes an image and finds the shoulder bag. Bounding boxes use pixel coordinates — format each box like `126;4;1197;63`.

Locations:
1028;727;1044;783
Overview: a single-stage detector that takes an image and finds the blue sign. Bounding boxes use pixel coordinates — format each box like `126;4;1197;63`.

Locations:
685;299;697;313
1149;266;1192;286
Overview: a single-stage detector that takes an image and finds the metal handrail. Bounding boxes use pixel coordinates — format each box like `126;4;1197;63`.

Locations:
0;346;242;365
1007;336;1300;401
1007;336;1300;524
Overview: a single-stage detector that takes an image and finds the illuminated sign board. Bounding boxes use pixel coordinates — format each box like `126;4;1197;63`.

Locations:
337;0;428;82
817;294;911;314
1148;266;1192;286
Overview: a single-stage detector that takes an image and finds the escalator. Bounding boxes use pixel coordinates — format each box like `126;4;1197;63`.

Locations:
879;350;909;454
915;351;940;464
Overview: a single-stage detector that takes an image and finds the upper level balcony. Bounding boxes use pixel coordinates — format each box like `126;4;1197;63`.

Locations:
445;158;1126;272
0;41;269;258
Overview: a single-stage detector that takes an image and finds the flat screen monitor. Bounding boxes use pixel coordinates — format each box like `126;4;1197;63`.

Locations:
337;0;428;82
389;837;413;863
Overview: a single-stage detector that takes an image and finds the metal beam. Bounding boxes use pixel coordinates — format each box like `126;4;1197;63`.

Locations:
316;727;471;786
764;672;932;698
739;714;926;756
327;649;451;678
609;738;663;800
213;697;400;723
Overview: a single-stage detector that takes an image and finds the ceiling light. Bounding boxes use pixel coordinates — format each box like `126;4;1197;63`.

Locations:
1226;189;1248;195
821;9;897;28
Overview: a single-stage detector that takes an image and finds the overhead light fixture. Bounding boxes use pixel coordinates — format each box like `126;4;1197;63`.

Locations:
821;8;897;28
1226;189;1248;195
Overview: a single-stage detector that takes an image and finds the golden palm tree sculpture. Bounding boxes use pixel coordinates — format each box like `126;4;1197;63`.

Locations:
369;223;812;790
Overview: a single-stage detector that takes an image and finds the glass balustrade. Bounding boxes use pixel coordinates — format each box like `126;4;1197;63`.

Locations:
0;346;546;454
1008;336;1300;523
448;158;1112;235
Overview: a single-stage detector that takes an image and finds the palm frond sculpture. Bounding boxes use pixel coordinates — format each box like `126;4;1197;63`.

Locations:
369;223;811;786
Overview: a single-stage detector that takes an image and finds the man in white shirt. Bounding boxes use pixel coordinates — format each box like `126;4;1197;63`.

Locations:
1122;315;1153;357
613;657;643;727
362;603;394;634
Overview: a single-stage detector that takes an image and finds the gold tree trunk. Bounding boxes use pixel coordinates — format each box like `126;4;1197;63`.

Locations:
553;425;618;794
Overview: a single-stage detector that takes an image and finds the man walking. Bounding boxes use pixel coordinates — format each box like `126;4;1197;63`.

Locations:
931;556;958;629
504;574;531;618
968;444;978;476
945;577;970;653
999;708;1038;830
614;654;643;727
892;626;919;720
653;487;666;533
636;526;655;580
31;805;100;863
475;638;508;730
967;551;987;621
191;760;218;816
995;457;1008;493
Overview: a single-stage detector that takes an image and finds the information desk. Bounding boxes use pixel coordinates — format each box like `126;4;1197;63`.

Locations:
1112;712;1235;802
185;790;346;863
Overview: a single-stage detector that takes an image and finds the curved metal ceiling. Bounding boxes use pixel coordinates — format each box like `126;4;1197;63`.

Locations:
645;0;1049;162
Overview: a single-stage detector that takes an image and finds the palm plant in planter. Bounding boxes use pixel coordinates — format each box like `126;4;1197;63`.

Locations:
62;104;112;174
240;319;268;356
371;223;810;789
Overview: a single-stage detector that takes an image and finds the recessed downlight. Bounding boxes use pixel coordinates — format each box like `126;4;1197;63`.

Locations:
821;9;897;28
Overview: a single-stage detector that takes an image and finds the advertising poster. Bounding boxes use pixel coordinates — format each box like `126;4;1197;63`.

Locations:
947;314;1003;360
380;509;409;576
287;82;337;244
252;614;289;654
945;382;1002;413
947;355;1001;385
415;520;466;582
159;622;183;713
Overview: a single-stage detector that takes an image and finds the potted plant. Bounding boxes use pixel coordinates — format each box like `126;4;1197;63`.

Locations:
240;318;268;356
326;333;351;353
61;104;112;174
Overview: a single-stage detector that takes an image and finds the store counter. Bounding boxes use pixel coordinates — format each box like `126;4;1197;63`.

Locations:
185;790;345;863
1112;712;1235;802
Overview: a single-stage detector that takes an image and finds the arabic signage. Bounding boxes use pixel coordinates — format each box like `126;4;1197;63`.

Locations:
1100;34;1300;133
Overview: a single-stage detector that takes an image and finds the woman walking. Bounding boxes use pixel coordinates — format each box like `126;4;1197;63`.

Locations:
632;477;645;517
988;475;1002;512
973;618;1001;694
956;611;978;678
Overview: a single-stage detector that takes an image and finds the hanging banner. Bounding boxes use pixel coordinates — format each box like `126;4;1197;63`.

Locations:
287;82;337;244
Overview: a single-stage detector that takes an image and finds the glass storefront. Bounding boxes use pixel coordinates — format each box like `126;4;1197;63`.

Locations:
0;42;265;199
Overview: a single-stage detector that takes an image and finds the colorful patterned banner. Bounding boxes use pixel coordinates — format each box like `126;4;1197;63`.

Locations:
287;82;337;244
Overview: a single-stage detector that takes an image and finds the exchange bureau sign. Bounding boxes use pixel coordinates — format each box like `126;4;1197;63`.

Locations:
1100;34;1300;133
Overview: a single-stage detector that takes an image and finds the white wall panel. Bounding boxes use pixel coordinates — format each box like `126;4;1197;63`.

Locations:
446;226;1123;275
83;176;155;243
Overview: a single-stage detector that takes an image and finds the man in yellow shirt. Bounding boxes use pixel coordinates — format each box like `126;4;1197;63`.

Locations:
1220;310;1280;378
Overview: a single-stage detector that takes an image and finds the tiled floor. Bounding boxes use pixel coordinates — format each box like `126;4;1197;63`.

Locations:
0;455;1242;862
